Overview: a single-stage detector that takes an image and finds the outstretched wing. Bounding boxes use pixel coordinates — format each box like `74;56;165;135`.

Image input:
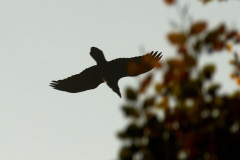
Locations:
108;51;162;80
50;65;104;93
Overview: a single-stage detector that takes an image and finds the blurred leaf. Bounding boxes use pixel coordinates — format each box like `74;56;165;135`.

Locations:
157;96;168;109
216;24;225;35
172;84;181;97
236;33;240;43
205;32;218;44
236;77;240;86
178;45;187;54
202;64;216;80
119;146;132;160
139;74;152;93
213;40;224;50
122;106;139;118
168;33;187;45
118;131;128;139
207;84;221;96
181;80;201;97
230;73;236;79
155;83;165;93
190;21;207;35
167;59;184;68
164;0;176;5
229;59;237;66
184;54;196;68
118;124;143;139
226;30;238;40
194;40;202;52
126;87;137;100
143;97;155;109
205;24;225;44
126;124;143;138
226;43;233;52
200;0;214;4
164;70;174;83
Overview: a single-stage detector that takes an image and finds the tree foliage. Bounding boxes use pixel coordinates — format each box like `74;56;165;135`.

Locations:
118;1;240;160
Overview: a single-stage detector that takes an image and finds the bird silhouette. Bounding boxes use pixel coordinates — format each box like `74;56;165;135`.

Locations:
50;47;162;97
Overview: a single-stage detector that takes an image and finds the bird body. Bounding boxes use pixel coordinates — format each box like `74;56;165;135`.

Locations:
50;47;162;97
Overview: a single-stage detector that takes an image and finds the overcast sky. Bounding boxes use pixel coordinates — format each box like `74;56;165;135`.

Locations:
0;0;240;160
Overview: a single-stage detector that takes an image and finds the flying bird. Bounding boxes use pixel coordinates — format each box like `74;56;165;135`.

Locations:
50;47;162;97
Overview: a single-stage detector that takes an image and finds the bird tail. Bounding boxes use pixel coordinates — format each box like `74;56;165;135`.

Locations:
90;47;107;64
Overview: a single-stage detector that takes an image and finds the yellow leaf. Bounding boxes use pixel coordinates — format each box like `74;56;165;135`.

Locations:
230;73;236;79
155;83;165;93
157;96;168;109
226;43;233;53
168;33;187;45
139;74;152;93
236;77;240;85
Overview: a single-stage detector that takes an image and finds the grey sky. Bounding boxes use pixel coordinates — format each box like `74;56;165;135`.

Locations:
0;0;240;160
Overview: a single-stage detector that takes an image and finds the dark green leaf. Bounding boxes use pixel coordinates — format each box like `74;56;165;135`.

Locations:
143;97;155;109
126;124;143;138
207;84;221;96
122;106;139;118
201;64;215;80
126;87;137;100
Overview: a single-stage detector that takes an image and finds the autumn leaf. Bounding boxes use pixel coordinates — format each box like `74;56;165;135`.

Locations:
157;96;168;109
184;54;196;68
200;0;214;4
190;21;207;35
213;40;224;50
164;0;175;5
236;77;240;85
226;43;233;52
226;30;238;40
216;24;225;35
230;73;236;79
155;83;165;93
168;33;187;45
229;59;237;66
205;24;225;44
194;40;202;52
167;59;184;68
178;45;187;54
236;33;240;43
139;74;152;93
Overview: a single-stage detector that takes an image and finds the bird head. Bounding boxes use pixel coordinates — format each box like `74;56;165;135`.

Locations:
90;47;106;64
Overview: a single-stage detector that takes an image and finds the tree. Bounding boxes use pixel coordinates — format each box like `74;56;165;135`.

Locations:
117;1;240;160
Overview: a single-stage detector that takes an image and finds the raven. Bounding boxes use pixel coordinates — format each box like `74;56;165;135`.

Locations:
50;47;162;97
